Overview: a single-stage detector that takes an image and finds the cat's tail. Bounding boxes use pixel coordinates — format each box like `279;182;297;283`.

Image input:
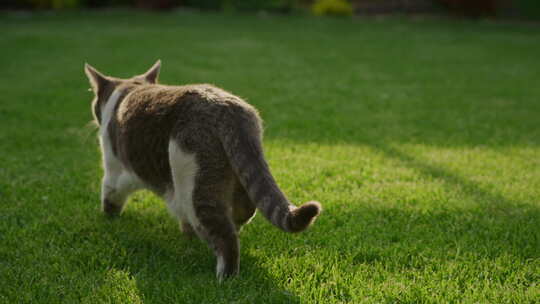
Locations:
217;104;321;233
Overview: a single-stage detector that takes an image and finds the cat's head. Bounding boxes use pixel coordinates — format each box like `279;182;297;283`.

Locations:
84;60;161;125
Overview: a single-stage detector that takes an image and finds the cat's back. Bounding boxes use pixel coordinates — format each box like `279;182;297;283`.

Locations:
118;83;244;121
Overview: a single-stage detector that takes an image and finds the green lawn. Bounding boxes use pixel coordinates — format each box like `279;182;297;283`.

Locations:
1;10;539;303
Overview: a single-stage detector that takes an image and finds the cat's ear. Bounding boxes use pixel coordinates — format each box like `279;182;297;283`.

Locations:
140;60;161;84
84;63;109;93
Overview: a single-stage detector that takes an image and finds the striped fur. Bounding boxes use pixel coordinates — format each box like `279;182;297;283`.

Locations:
217;105;322;232
84;61;321;280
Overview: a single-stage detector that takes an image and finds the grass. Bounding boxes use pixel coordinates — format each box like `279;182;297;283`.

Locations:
1;9;539;303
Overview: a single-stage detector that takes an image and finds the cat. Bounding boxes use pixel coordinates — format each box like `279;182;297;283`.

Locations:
84;60;321;280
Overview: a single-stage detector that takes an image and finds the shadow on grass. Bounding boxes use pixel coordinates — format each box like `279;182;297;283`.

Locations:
99;210;301;303
337;143;539;262
371;142;532;209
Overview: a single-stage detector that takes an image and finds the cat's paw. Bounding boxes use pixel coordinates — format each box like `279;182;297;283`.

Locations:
216;255;239;282
102;199;122;217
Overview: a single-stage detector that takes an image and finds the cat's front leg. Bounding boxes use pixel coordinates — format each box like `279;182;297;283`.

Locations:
101;170;141;216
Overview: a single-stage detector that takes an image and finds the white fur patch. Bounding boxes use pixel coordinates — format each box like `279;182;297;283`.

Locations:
100;89;122;173
100;89;142;205
216;255;226;280
100;89;122;137
167;140;200;234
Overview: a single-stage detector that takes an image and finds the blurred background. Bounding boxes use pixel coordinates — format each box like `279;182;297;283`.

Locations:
2;0;540;20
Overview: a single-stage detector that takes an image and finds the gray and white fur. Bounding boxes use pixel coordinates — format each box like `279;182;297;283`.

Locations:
84;60;321;280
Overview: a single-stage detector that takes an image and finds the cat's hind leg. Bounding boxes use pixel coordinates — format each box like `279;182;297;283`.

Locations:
192;186;240;281
168;140;239;280
193;165;240;280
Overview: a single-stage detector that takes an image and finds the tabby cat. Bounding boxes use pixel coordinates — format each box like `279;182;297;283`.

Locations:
84;60;321;280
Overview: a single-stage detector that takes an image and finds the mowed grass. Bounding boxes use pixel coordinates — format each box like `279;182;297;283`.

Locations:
1;10;539;303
